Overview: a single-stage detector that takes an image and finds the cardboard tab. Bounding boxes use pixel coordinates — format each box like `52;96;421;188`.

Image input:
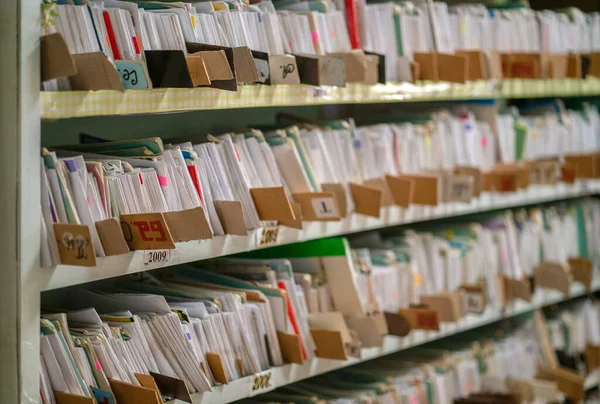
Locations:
348;182;382;218
535;261;572;296
268;54;301;85
53;223;97;266
310;329;347;360
455;166;482;197
568;257;593;292
587;344;600;373
295;54;346;87
365;51;385;84
420;292;463;322
135;374;163;403
279;202;303;229
206;352;228;384
322;183;348;217
385;175;414;208
149;372;193;403
364;178;395;206
115;60;151;89
398;307;440;331
413;52;468;83
109;378;162;404
561;164;577;183
503;276;532;303
185;43;237;91
455;50;502;80
384;311;411;337
564;154;599;179
231;46;260;84
276;331;303;364
120;213;176;250
250;187;295;221
528;160;558;185
213;200;247;236
95;218;130;256
292;192;341;221
537;366;584;402
396;175;440;206
328;50;368;83
40;33;77;81
460;284;486;314
567;54;582;79
144;50;210;88
588;52;600;79
444;174;474;203
344;314;386;348
54;392;95;404
71;53;124;91
164;207;213;242
501;53;543;79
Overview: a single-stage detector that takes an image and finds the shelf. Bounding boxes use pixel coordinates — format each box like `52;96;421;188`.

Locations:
41;78;600;119
37;181;600;292
172;280;600;404
586;370;599;391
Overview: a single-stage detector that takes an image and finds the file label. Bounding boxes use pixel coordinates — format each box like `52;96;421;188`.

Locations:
258;227;280;247
144;250;171;266
311;197;338;219
249;370;274;396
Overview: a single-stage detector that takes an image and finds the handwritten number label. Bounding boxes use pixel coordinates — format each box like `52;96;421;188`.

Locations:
249;371;273;396
281;64;295;79
144;250;171;266
120;213;176;250
463;291;485;314
114;61;148;89
258;227;280;247
53;224;97;266
134;220;168;242
311;197;338;219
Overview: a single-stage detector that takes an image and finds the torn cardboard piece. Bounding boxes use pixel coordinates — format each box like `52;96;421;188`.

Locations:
348;182;382;218
164;206;213;242
95;218;130;256
502;276;532;303
250;187;295;221
385;175;414;208
41;33;77;81
213;200;248;236
534;261;572;296
568;257;593;292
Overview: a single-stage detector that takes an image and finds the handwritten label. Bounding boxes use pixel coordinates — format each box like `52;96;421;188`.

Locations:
311;197;339;219
249;370;274;396
529;162;557;185
120;213;176;250
53;223;97;266
144;249;171;266
448;178;473;203
462;288;486;314
258;227;280;247
268;55;300;85
115;61;149;89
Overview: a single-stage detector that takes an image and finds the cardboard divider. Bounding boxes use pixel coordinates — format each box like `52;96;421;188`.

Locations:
536;366;584;403
527;160;559;185
567;54;582;79
164;206;213;242
348;182;382;218
384;311;411;337
54;392;95;404
321;183;348;217
213;200;248;236
395;174;440;206
564;154;599;178
144;50;209;88
279;201;303;229
364;51;385;84
454;166;482;197
384;175;414;208
95;218;130;256
455;50;503;80
460;284;486;314
109;378;163;404
561;164;577;183
276;331;304;364
120;213;176;250
568;257;593;292
398;307;440;331
413;52;468;83
345;313;387;348
364;178;395;206
71;53;124;91
149;372;193;402
534;261;572;296
502;276;533;303
294;54;346;87
420;292;463;322
501;53;571;79
291;192;341;221
232;47;260;84
135;374;164;403
310;329;348;360
587;52;600;79
268;54;301;85
587;344;600;373
206;352;229;384
236;359;244;378
41;33;77;81
185;43;237;91
328;50;374;84
250;187;295;221
250;50;269;84
443;173;474;203
53;223;97;266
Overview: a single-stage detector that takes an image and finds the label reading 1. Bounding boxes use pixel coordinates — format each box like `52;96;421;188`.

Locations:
144;250;171;266
311;197;339;219
258;227;280;247
249;370;274;396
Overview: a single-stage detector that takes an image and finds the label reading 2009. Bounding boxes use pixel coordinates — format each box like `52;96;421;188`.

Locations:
249;370;274;396
144;250;171;266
